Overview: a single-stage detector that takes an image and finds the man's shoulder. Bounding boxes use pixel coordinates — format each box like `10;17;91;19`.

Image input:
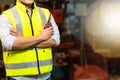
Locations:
2;8;12;15
37;7;50;12
0;14;7;20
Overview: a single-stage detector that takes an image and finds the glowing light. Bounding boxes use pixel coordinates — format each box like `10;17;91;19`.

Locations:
102;5;120;35
85;0;120;57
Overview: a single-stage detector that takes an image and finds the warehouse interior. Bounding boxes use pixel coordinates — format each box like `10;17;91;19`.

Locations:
1;0;120;80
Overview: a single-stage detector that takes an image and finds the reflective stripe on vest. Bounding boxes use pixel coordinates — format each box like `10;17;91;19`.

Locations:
37;7;46;26
5;59;52;69
10;7;46;34
11;7;23;33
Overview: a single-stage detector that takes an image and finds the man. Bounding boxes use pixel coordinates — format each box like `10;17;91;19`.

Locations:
0;0;60;80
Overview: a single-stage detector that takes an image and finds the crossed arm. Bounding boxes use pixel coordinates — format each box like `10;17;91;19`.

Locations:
0;14;60;50
10;26;56;50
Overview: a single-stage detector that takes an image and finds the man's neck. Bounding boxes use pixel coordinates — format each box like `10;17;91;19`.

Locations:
26;4;33;17
26;5;32;12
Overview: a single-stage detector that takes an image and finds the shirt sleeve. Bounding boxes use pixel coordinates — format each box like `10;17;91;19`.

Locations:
0;14;16;50
50;14;61;46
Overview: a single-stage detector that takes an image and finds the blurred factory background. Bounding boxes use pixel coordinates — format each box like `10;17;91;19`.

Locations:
1;0;120;80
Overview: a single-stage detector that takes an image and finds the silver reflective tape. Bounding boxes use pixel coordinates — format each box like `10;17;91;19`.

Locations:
5;61;37;69
39;59;53;66
5;59;52;69
11;7;23;34
37;7;46;26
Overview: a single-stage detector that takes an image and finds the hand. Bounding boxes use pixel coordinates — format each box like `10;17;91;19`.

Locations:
44;23;52;29
40;25;54;40
10;29;23;37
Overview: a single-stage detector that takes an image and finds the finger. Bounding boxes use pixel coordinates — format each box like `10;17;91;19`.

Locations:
49;26;53;30
10;29;18;34
10;29;16;34
10;31;17;36
10;29;23;37
47;23;52;26
10;30;15;33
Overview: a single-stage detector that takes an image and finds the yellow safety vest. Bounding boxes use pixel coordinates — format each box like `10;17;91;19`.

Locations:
3;1;53;76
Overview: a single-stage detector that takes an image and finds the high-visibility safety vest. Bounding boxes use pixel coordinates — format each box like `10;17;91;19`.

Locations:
3;1;53;76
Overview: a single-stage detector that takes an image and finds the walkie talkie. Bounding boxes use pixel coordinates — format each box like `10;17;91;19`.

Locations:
47;13;51;23
44;13;52;29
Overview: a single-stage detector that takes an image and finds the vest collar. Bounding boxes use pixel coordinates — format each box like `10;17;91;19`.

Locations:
16;1;37;13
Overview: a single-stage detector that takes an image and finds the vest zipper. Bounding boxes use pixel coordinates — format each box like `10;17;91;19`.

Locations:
26;10;40;74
